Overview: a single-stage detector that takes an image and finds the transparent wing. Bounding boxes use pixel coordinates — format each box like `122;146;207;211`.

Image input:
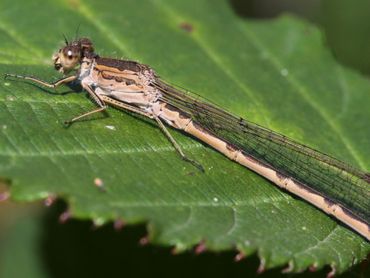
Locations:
154;79;370;224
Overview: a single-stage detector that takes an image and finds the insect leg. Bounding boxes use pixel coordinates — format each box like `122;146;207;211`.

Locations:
100;96;153;118
4;74;77;89
64;84;107;125
154;116;204;172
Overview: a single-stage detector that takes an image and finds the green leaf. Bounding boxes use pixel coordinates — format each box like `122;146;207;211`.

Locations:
0;0;369;274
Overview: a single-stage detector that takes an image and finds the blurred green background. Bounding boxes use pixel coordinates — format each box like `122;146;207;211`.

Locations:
1;0;370;277
230;0;370;74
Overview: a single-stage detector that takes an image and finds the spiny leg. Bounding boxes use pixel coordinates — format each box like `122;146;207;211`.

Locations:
64;84;107;126
4;74;77;89
64;106;107;125
154;116;204;172
99;97;203;171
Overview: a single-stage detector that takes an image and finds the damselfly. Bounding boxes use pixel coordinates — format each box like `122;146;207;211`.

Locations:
5;37;370;240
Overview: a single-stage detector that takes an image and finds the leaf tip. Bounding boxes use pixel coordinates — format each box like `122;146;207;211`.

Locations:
326;265;336;278
139;235;150;246
0;191;10;202
113;219;125;231
309;263;318;272
257;257;266;274
234;251;245;262
171;243;187;255
44;194;57;207
59;210;71;224
91;218;105;230
171;247;180;255
194;240;207;255
281;261;294;273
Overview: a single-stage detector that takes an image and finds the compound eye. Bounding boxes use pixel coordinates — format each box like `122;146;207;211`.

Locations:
67;50;73;59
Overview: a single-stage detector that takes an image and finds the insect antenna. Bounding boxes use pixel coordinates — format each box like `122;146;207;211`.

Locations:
62;33;69;45
75;23;81;40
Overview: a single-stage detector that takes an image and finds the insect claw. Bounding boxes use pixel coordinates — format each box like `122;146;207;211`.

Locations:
194;161;205;173
4;73;22;80
183;157;204;172
4;73;15;79
63;120;72;127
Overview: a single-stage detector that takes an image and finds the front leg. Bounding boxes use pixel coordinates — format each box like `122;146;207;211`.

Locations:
4;74;77;89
